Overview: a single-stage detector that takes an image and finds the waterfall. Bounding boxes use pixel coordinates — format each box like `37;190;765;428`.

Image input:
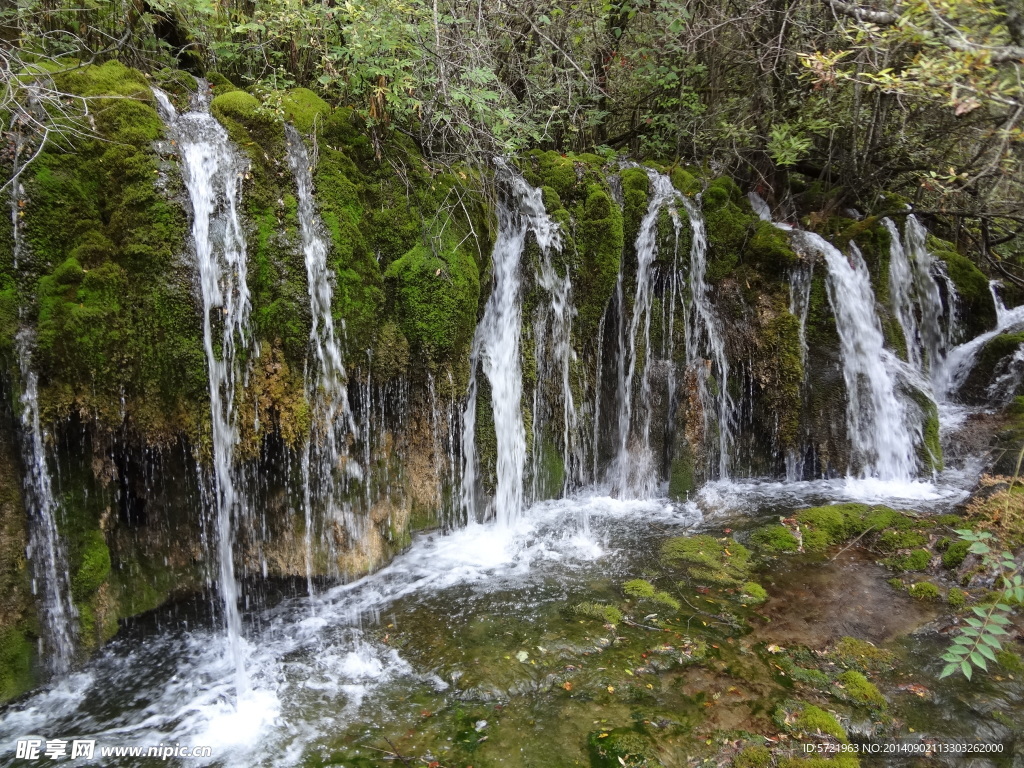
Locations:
785;259;813;480
609;172;729;491
284;124;357;593
885;216;957;384
988;343;1024;405
680;194;733;480
461;164;561;526
531;232;580;498
16;331;78;674
612;171;678;496
937;282;1024;399
153;87;250;694
808;232;918;480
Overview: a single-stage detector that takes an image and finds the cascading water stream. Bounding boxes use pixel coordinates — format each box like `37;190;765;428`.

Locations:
885;216;957;385
612;171;679;496
8;169;78;674
937;281;1024;399
610;172;730;491
284;124;357;593
153;87;251;695
806;232;919;481
16;330;77;675
461;164;561;526
531;236;581;498
680;194;733;480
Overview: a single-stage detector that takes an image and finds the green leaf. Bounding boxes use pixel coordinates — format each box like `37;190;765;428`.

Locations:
961;660;973;680
965;617;984;628
969;652;988;671
940;662;959;678
978;644;997;662
971;606;989;617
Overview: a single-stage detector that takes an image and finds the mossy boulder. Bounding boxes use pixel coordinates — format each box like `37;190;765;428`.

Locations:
836;669;886;708
959;331;1024;403
386;242;480;365
929;237;996;338
281;87;331;132
662;534;752;586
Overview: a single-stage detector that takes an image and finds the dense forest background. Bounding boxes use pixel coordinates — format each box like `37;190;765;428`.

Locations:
2;0;1024;282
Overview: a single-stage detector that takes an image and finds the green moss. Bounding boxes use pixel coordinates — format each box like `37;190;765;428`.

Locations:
733;745;772;768
947;587;968;609
831;637;896;671
783;703;848;742
667;447;696;500
877;529;928;553
620;168;650;245
0;626;34;703
588;727;660;768
281;87;331;132
884;549;930;571
837;670;886;708
749;524;799;554
662;534;752;586
907;581;940;601
931;241;996;337
741;581;768;605
210;89;262;121
22;62;205;436
623;579;657;598
386;242;479;364
796;506;849;544
748;220;798;271
576;187;624;337
995;649;1024;673
571;602;623;625
71;530;111;601
942;540;970;569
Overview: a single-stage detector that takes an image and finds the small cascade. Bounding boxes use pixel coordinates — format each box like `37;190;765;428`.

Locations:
427;373;462;528
153;86;251;694
938;282;1024;398
809;232;918;480
988;343;1024;405
612;171;679;496
785;259;813;480
16;330;77;675
609;172;730;490
284;124;357;593
461;164;561;526
885;216;957;383
680;194;734;480
531;234;581;498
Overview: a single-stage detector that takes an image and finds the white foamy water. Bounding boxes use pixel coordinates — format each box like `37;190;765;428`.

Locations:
153;86;251;695
0;494;700;766
806;232;919;481
462;162;562;526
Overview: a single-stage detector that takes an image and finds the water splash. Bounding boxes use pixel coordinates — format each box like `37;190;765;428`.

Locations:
154;86;251;695
462;163;561;526
801;231;918;481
